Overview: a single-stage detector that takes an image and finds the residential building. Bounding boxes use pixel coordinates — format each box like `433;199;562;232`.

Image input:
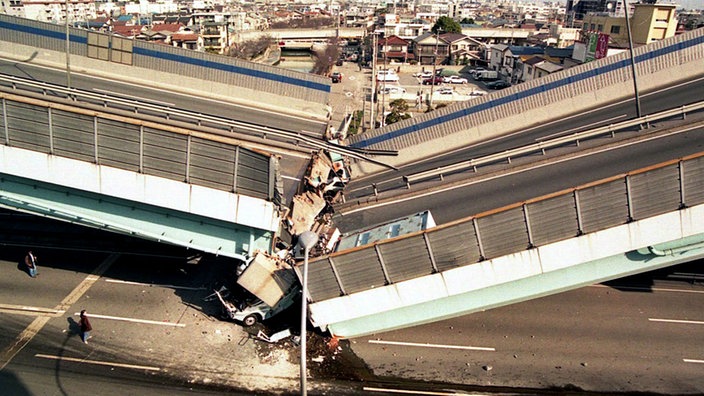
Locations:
4;0;97;23
378;35;413;63
412;32;449;65
581;2;677;47
489;44;544;81
381;12;429;40
440;32;485;65
630;3;677;45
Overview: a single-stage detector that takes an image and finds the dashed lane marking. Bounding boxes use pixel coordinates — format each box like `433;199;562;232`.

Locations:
369;339;495;351
0;254;120;371
649;318;704;325
104;278;206;291
35;354;161;371
0;304;65;317
72;312;186;327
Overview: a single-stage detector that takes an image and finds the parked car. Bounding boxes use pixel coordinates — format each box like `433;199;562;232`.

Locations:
377;69;400;82
469;67;486;77
444;75;468;84
421;76;444;85
331;72;343;83
413;70;434;79
437;87;454;95
378;86;407;95
468;89;488;96
485;80;511;90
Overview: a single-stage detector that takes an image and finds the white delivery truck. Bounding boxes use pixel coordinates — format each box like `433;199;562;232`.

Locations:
475;70;499;81
213;252;300;326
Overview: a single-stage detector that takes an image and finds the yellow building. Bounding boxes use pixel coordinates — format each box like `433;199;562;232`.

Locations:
630;3;677;45
582;3;677;47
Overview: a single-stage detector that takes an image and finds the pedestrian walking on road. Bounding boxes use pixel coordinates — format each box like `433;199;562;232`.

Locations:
79;310;92;344
24;250;38;278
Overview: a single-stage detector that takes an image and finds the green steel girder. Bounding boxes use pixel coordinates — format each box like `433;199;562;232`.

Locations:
0;173;273;258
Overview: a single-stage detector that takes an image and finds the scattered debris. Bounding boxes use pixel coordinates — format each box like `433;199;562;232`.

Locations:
257;329;292;343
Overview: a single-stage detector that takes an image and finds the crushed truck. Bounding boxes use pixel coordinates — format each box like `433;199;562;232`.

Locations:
212;251;300;326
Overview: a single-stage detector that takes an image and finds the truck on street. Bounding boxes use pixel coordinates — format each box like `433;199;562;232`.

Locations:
475;70;499;81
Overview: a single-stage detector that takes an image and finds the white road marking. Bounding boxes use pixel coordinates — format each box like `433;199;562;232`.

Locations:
591;284;704;294
73;312;186;327
363;387;480;395
649;318;704;325
35;354;161;371
668;272;704;280
281;175;301;181
369;339;495;351
0;254;119;371
104;278;205;291
684;359;704;364
0;304;65;317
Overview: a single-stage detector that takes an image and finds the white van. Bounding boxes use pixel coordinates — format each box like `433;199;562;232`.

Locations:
378;86;406;95
376;69;400;82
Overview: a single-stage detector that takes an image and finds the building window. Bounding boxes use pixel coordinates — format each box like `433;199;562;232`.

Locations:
590;23;596;31
597;24;603;32
610;25;620;34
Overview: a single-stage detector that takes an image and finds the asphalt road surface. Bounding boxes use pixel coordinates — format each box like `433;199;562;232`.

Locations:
350;260;704;394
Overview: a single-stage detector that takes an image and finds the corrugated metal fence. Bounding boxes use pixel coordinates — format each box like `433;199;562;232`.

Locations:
306;153;704;302
348;28;704;151
0;14;330;105
0;96;276;202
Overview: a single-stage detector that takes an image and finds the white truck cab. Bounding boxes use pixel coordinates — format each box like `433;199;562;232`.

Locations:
218;284;300;326
214;251;300;327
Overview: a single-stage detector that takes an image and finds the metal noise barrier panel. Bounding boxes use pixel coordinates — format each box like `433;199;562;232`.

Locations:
0;97;275;201
305;154;704;303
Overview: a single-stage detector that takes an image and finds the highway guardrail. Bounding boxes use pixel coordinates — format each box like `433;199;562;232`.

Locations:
403;101;704;187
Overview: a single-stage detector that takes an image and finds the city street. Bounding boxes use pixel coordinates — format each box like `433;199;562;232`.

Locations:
0;244;305;395
351;263;704;394
1;221;703;395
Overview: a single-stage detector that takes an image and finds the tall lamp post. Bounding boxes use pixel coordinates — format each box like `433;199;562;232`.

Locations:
622;0;642;119
429;28;442;110
298;230;318;396
65;0;71;89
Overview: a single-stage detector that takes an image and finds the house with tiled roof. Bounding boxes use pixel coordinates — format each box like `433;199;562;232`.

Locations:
170;31;200;50
112;24;145;38
412;32;449;65
378;35;413;63
440;32;485;66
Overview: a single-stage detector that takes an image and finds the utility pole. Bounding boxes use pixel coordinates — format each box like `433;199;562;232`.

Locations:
381;46;387;128
64;0;71;89
370;33;378;129
429;29;442;110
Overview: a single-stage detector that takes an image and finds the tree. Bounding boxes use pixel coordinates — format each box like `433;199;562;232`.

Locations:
310;39;341;76
432;16;462;34
460;17;475;25
226;35;275;60
385;99;411;125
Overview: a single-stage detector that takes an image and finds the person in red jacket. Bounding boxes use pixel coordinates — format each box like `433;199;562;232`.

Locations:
79;310;92;344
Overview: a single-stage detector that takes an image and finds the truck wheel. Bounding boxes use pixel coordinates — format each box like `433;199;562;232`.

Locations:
243;314;259;327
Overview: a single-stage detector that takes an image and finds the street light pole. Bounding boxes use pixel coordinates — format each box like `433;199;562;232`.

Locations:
622;0;642;119
429;29;442;110
298;230;318;396
65;0;71;89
